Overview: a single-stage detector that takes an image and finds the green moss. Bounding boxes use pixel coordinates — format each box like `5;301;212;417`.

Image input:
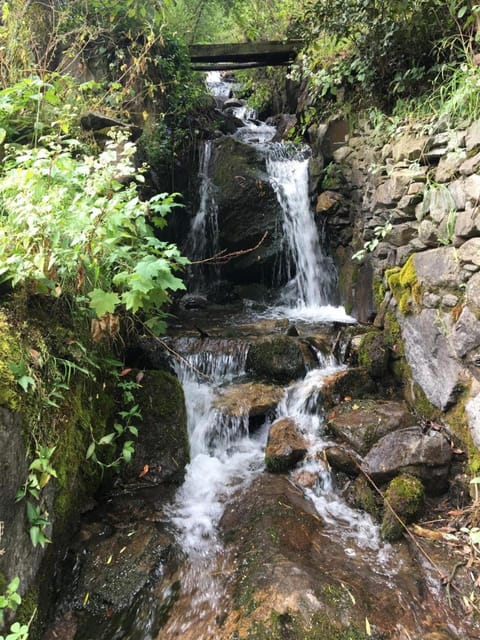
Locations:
0;572;7;594
15;585;39;630
0;310;22;410
357;331;387;379
372;275;386;310
381;474;424;541
386;255;422;315
445;386;480;474
352;476;381;519
53;382;113;534
245;611;370;640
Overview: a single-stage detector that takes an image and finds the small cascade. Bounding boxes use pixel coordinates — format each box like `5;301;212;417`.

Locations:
266;144;339;311
276;362;383;553
185;141;219;291
164;340;267;637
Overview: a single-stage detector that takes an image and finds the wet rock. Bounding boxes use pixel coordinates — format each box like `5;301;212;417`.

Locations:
326;400;415;455
0;408;37;591
324;445;360;475
265;417;308;472
246;335;307;383
223;98;244;109
400;309;462;410
213;382;284;419
363;426;452;493
219;473;468;639
212;136;283;283
179;293;208;309
315;190;343;214
381;474;424;542
124;370;189;484
293;469;318;488
320;368;376;408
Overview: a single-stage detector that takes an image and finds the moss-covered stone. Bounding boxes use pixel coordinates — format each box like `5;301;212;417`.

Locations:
386;255;422;315
356;331;388;380
0;310;22;410
124;369;189;484
246;336;307;383
381;474;424;542
350;476;381;519
245;611;371;640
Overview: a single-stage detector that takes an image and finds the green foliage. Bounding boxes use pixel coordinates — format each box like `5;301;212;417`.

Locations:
352;221;392;261
86;377;141;470
16;446;57;548
0;578;21;628
292;0;480;110
0;129;188;326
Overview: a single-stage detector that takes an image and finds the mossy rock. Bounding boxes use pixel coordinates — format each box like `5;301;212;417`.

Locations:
349;476;381;519
124;369;189;484
381;474;424;542
355;331;389;380
246;336;307;383
386;254;422;315
0;310;22;410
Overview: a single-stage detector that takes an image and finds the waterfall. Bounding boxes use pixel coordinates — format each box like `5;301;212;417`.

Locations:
266;145;338;309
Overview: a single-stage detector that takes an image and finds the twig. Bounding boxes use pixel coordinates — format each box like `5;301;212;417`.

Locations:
139;320;213;382
189;231;268;265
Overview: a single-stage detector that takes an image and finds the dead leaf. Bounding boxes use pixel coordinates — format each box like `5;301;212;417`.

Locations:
120;368;133;377
452;447;465;455
411;524;446;541
344;395;352;402
136;371;145;384
139;464;149;478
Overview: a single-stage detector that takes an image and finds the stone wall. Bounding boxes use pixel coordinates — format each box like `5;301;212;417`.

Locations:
310;115;480;461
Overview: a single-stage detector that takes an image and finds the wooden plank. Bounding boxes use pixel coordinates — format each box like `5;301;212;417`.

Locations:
189;40;301;65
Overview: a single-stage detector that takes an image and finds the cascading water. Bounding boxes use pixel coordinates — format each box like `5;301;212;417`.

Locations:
163;340;268;638
266;144;338;310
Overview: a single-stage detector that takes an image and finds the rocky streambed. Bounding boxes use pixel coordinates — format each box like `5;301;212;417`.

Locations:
42;312;480;640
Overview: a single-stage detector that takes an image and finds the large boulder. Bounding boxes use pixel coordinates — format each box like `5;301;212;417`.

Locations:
399;309;463;410
326;400;415;455
212;136;283;283
125;370;189;484
213;382;284;421
246;336;307;383
362;426;452;493
265;418;308;472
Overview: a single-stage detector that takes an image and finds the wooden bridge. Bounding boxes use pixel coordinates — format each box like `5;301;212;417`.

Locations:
189;41;301;71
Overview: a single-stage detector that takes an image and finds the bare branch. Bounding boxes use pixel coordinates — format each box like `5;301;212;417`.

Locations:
189;231;268;265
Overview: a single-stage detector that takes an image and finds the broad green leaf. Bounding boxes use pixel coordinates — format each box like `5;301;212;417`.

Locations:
88;289;120;317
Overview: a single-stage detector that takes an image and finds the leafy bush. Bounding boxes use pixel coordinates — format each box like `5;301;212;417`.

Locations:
0;133;188;334
292;0;480;109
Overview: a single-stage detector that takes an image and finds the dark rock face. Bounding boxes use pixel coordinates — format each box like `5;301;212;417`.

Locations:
265;418;308;472
124;370;189;484
326;400;415;455
211;137;284;284
246;335;307;383
362;426;452;493
0;409;41;591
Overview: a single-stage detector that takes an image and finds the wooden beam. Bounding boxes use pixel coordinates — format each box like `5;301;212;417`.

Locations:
189;40;301;66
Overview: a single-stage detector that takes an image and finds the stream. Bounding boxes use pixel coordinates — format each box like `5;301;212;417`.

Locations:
43;73;480;640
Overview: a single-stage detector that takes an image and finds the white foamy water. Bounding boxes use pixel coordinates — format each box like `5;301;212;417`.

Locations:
266;145;339;309
276;362;383;553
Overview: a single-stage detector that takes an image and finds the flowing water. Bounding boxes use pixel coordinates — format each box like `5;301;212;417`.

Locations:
45;74;476;640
